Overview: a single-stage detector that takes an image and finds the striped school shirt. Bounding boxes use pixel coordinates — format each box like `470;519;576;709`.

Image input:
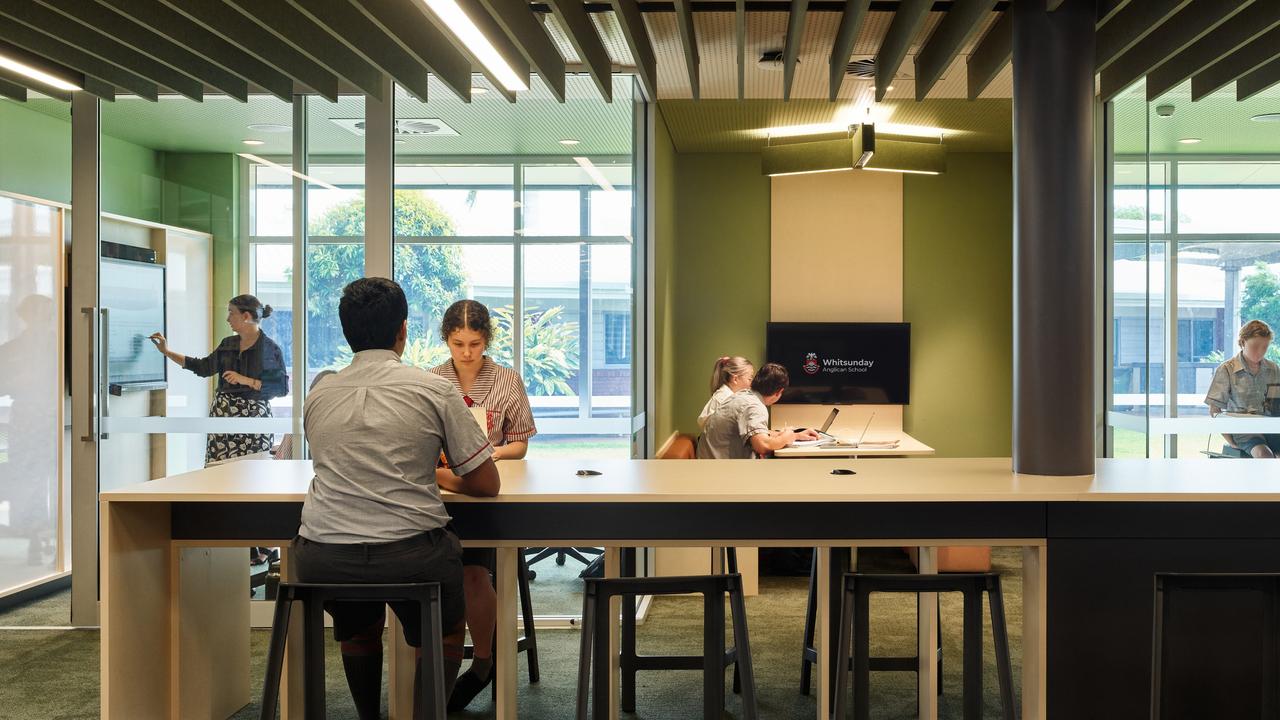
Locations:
429;356;537;447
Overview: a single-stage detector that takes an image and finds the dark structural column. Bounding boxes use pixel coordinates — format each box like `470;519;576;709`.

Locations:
1012;0;1095;475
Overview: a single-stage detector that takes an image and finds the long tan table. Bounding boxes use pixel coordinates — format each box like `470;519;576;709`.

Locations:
100;457;1280;720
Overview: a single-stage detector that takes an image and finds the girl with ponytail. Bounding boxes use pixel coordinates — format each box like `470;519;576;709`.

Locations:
697;355;754;429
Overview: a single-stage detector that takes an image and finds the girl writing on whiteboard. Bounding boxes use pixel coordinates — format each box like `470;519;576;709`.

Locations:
150;294;288;465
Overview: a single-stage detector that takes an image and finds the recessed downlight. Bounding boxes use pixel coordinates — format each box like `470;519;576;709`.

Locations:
246;123;291;133
1252;113;1280;123
559;139;581;146
242;139;265;146
1177;137;1203;144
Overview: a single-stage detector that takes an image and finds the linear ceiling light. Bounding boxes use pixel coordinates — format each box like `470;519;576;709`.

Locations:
419;0;528;93
0;52;79;92
237;153;340;192
574;157;616;192
761;125;873;177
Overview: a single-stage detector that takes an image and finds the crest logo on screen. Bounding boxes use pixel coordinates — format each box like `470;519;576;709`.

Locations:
803;352;820;375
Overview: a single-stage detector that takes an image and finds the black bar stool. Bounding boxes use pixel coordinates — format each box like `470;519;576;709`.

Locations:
832;573;1015;720
799;552;942;697
464;549;540;685
578;572;759;720
1152;573;1280;720
260;582;447;720
619;547;742;711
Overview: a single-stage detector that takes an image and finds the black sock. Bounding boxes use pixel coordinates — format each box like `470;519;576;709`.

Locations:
340;652;383;720
416;656;464;716
468;655;493;679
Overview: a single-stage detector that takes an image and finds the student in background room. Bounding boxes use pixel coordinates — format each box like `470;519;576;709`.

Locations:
1205;319;1280;458
150;294;288;466
698;356;754;430
697;362;817;458
430;299;536;710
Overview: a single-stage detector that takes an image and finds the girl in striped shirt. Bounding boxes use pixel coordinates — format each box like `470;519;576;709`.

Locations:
430;299;537;709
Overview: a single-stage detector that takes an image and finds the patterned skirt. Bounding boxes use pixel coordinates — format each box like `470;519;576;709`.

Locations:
205;392;273;465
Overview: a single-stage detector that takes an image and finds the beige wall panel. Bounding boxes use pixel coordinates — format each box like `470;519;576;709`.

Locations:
770;169;903;432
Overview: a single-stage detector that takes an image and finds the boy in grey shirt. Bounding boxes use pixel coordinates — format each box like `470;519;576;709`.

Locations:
697;362;818;458
294;278;500;719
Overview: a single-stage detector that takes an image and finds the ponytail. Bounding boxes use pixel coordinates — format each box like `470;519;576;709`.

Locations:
709;355;753;394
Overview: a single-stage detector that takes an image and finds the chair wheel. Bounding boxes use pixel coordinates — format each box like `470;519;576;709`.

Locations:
527;569;537;581
556;556;566;566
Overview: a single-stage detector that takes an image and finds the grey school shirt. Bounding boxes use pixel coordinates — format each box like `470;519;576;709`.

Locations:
696;389;771;459
299;349;494;544
1205;352;1280;415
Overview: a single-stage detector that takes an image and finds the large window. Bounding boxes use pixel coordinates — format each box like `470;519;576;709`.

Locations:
245;77;644;460
1105;78;1280;458
389;76;640;459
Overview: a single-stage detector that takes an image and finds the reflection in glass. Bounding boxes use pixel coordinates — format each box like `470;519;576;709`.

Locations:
0;197;60;584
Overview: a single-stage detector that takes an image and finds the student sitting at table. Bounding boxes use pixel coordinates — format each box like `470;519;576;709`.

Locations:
1206;319;1280;458
429;299;537;711
293;278;501;720
697;362;818;459
697;355;754;430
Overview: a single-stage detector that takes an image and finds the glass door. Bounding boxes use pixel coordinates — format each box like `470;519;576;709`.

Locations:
0;194;66;594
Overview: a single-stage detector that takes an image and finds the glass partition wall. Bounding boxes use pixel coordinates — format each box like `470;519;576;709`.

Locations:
0;96;69;599
1105;79;1280;457
54;75;647;623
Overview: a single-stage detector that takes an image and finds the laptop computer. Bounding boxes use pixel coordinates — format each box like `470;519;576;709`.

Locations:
797;408;840;438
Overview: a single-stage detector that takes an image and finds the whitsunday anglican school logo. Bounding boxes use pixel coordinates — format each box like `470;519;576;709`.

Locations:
803;352;820;375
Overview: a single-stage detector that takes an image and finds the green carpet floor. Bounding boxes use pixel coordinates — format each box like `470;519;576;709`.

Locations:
0;548;1023;719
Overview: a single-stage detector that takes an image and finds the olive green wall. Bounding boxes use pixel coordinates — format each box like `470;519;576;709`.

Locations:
664;151;772;438
653;112;679;446
654;148;1013;456
902;153;1013;456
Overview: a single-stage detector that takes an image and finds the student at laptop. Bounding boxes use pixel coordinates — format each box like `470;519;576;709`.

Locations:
697;355;754;430
294;278;500;720
1205;319;1280;458
429;299;537;710
697;362;818;458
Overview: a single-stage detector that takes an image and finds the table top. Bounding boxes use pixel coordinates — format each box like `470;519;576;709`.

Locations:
99;457;1280;504
773;433;935;458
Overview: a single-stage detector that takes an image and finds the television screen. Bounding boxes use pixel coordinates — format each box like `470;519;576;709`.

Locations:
766;322;910;404
101;258;166;387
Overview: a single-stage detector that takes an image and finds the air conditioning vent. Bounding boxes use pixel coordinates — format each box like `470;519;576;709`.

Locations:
846;59;875;78
330;118;460;137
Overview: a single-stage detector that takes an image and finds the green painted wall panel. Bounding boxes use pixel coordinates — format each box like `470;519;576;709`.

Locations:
102;135;163;222
0;101;71;204
163;153;240;340
902;153;1013;456
668;152;771;436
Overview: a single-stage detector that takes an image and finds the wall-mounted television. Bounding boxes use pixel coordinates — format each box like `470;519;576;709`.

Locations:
101;257;166;389
766;322;910;405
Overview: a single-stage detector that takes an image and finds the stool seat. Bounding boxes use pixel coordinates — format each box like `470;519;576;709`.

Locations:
833;572;1015;720
800;550;943;699
260;581;447;720
1152;573;1280;719
577;572;759;720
